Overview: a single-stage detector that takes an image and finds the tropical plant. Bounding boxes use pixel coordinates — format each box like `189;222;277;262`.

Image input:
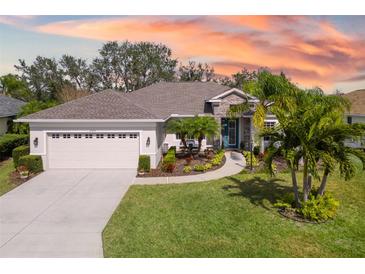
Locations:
228;69;296;129
190;116;220;152
166;118;194;149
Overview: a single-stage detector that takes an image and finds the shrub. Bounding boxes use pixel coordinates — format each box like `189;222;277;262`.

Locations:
12;145;30;168
183;166;192;173
0;134;28;160
253;146;260;156
298;193;340;222
211;150;225;166
18;155;43;173
162;149;176;172
138;155;150;172
204;163;212;170
242;151;259;166
194;164;206;172
274;193;295;209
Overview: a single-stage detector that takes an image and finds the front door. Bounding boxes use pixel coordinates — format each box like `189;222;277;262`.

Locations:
221;118;239;148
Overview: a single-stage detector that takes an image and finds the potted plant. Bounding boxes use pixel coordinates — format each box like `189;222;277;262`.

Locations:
17;165;29;179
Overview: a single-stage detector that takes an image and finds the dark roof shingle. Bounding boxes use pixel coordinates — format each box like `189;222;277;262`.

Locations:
22;90;157;120
0;95;25;118
21;82;231;120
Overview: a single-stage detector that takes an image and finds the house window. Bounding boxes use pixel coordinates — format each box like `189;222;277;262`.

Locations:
52;134;60;139
118;134;126;139
73;134;82;139
264;121;276;128
107;134;115;139
129;133;137;139
96;134;104;139
347;116;352;125
176;133;181;140
62;134;70;139
85;134;93;139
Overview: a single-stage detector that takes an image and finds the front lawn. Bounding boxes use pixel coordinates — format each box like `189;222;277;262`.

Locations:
103;169;365;257
0;159;17;196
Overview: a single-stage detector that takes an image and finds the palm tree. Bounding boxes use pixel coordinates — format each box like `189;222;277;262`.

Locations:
228;70;296;129
190;116;220;152
165;118;194;149
315;123;365;196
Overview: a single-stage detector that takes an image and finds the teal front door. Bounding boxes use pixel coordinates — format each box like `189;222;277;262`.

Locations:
221;118;239;148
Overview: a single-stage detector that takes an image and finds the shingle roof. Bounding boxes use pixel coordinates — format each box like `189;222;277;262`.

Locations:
125;82;230;118
21;82;231;120
22;90;157;120
0;95;25;118
342;89;365;115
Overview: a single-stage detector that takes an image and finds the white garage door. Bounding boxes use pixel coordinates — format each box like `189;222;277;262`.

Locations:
47;132;139;169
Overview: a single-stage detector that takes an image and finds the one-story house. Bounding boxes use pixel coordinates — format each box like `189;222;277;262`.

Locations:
0;95;25;135
16;82;277;170
342;89;365;148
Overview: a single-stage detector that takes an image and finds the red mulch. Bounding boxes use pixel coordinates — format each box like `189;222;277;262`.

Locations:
138;153;226;177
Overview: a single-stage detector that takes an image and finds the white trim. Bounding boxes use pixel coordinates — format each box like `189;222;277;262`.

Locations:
15;118;164;123
208;88;259;102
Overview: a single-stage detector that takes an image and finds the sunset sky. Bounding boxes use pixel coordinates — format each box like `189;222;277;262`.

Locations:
1;15;365;93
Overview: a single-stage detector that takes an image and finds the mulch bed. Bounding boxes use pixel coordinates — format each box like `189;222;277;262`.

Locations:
138;153;226;177
9;170;40;187
278;208;328;224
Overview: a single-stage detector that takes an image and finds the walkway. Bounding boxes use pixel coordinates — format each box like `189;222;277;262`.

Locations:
134;151;245;185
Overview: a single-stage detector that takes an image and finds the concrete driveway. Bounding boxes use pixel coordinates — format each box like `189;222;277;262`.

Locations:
0;169;135;258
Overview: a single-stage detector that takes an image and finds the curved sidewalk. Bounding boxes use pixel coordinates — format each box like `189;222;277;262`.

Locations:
134;151;245;185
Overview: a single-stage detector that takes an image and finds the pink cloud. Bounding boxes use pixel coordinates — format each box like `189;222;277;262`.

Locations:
2;15;365;91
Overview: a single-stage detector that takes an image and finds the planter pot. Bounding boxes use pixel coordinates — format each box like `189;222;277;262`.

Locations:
20;172;29;179
138;171;145;176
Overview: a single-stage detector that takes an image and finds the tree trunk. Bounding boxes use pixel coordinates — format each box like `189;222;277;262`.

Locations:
181;136;187;150
197;136;203;152
318;168;329;196
290;168;301;208
302;158;309;202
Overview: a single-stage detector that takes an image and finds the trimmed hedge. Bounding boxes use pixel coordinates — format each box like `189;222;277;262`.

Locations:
138;155;151;172
12;145;30;168
18;155;43;173
162;147;176;172
0;134;28;160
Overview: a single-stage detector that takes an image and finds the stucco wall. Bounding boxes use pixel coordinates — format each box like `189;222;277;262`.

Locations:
0;117;8;135
29;121;161;169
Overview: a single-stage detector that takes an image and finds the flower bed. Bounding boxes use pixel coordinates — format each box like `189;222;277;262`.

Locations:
138;150;226;177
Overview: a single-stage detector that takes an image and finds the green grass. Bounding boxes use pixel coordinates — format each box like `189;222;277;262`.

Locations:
0;159;16;196
103;169;365;258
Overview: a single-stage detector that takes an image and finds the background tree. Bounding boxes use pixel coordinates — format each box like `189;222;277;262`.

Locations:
59;55;98;91
92;41;177;92
0;73;33;101
178;61;215;82
15;56;65;101
56;85;91;103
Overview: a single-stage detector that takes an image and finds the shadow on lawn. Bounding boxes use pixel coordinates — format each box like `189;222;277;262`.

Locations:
223;176;293;211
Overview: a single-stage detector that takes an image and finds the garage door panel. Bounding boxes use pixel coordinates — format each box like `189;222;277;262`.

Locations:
47;133;139;169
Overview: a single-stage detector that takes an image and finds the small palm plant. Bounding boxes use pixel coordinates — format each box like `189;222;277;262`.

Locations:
190;116;220;152
166;118;194;149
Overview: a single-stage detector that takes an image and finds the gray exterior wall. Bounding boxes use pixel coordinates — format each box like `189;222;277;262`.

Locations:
212;93;247;117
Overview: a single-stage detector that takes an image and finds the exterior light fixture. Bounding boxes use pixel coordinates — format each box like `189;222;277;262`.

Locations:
33;137;38;147
146;137;150;147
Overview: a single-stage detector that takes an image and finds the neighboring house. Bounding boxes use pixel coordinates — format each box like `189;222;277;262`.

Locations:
342;89;365;148
16;82;275;170
0;95;25;135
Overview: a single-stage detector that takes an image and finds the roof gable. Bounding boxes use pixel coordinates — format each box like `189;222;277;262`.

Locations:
208;88;258;102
